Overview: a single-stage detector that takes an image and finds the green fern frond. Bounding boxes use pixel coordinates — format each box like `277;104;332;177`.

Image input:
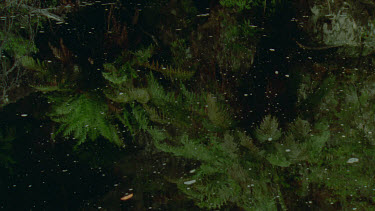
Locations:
143;105;169;124
49;94;122;146
104;90;131;103
132;104;149;131
31;85;71;93
145;60;195;80
133;44;155;64
20;56;47;72
266;144;292;167
254;115;282;143
147;74;176;104
147;127;169;142
206;93;233;129
128;88;150;104
237;130;259;153
102;63;130;85
288;118;311;140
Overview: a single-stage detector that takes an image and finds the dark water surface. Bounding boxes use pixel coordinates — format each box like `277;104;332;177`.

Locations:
1;0;374;210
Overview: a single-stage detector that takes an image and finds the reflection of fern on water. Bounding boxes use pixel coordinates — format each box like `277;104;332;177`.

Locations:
20;56;80;92
48;93;122;147
0;127;16;171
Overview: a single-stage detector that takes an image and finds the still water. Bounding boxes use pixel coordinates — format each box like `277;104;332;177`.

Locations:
1;0;374;210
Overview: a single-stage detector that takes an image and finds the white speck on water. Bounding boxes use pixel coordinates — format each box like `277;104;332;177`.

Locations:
269;49;275;52
197;13;209;17
285;74;290;77
347;158;359;164
21;114;28;117
189;169;196;173
275;71;279;74
184;180;196;185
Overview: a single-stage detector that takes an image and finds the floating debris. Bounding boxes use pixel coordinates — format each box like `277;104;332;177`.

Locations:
197;13;209;17
184;180;196;185
120;193;133;201
347;158;359;164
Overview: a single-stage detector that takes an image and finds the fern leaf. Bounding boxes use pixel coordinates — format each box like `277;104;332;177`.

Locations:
255;115;282;143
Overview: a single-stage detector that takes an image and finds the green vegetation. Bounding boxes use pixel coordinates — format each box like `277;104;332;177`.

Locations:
0;127;16;171
0;0;374;210
48;93;122;147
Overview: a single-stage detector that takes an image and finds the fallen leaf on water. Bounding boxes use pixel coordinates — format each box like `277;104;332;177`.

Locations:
120;193;133;201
